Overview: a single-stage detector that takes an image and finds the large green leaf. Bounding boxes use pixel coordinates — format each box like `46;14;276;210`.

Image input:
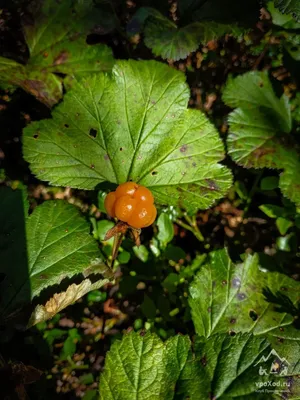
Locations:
274;0;300;22
223;71;300;206
177;333;271;399
23;60;232;212
0;0;114;106
99;331;299;399
189;249;299;338
128;8;244;61
0;187;103;324
99;331;190;400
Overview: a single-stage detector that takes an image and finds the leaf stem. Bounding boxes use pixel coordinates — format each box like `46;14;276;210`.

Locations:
243;171;263;216
176;214;204;242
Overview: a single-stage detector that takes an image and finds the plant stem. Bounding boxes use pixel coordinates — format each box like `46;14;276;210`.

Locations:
176;215;204;242
243;171;263;216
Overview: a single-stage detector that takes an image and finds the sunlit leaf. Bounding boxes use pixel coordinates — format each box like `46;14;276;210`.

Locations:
24;60;232;212
223;71;300;206
99;331;190;400
274;0;300;22
189;249;299;337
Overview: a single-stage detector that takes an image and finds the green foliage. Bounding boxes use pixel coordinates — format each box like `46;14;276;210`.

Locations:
157;213;174;248
189;249;299;337
23;60;232;212
223;70;300;206
274;0;300;22
99;331;190;400
177;333;271;399
0;0;114;106
268;1;300;28
128;7;244;61
0;187;108;326
99;330;300;399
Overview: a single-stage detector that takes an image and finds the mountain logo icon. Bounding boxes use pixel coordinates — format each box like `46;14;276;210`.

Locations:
255;349;290;376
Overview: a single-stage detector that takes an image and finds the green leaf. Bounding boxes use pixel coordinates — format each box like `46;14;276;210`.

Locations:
188;249;299;337
259;204;285;218
100;330;299;399
276;233;294;251
133;245;149;263
99;331;190;400
260;176;279;191
87;289;107;303
164;245;186;262
162;273;180;293
276;217;293;235
82;390;98;400
177;333;271;399
79;373;94;385
60;328;81;359
157;213;174;248
223;71;300;206
44;328;67;349
0;56;63;108
274;0;300;22
24;60;232;213
118;250;131;264
127;7;163;36
223;71;291;132
0;187;106;325
97;220;114;241
0;0;114;106
129;8;244;61
141;294;157;319
285;34;300;61
268;1;300;28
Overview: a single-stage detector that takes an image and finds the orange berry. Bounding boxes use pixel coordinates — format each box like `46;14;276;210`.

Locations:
144;205;157;227
114;195;137;222
133;186;154;204
115;182;138;198
104;191;116;217
127;200;153;229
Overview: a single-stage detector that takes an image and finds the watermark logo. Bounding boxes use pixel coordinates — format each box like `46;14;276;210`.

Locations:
255;349;290;376
254;349;291;394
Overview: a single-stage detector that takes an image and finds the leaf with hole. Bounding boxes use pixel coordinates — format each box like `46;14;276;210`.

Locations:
23;60;232;213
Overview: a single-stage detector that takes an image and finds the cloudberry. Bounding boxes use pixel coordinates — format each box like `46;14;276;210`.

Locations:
104;182;157;229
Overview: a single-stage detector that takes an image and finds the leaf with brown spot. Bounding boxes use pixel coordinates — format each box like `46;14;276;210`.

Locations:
0;0;114;106
189;248;300;337
24;60;232;213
